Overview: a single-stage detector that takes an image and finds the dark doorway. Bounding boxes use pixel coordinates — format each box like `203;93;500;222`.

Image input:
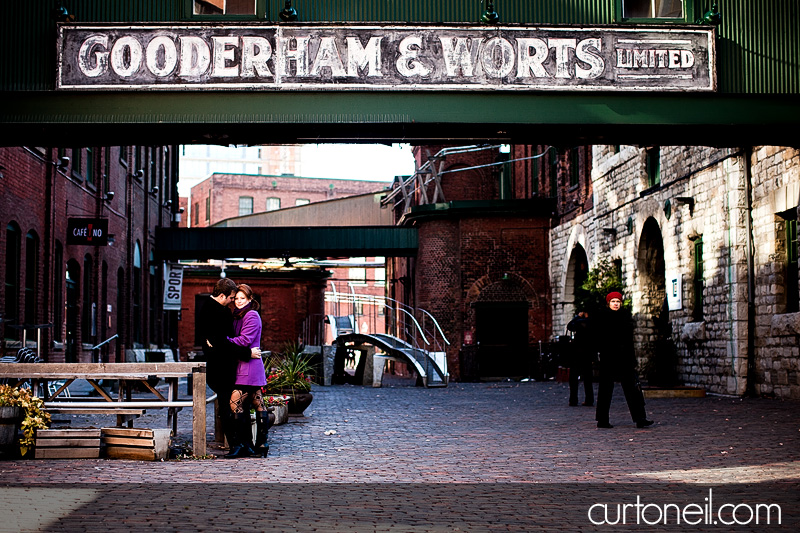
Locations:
475;301;529;379
65;260;80;363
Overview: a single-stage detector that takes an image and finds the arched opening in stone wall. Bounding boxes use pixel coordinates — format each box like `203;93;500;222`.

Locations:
636;217;667;376
472;278;531;380
565;245;589;319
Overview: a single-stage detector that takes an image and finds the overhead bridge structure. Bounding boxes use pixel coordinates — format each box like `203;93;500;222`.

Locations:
154;226;418;260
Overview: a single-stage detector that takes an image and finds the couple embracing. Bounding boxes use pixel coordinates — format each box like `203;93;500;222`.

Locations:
197;278;272;458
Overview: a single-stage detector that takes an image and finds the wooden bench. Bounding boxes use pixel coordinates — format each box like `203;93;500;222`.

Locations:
0;362;208;456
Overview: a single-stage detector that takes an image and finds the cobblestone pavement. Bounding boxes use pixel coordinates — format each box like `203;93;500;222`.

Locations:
1;382;799;531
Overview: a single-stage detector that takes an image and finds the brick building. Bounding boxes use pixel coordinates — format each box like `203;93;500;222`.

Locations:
550;145;800;398
0;146;179;363
387;145;585;380
189;173;388;227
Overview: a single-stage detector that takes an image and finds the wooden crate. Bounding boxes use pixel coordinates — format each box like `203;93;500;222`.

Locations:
101;427;171;461
35;429;101;459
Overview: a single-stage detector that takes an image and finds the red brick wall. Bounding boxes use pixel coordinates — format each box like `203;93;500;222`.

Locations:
0;146;176;362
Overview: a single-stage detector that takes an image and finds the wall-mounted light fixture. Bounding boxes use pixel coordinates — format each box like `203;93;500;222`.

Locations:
107;234;115;246
52;1;75;23
129;169;144;180
697;2;722;25
279;1;298;22
54;156;70;171
0;164;5;179
481;1;500;24
602;227;618;237
664;199;672;220
104;191;115;202
163;199;172;208
627;216;634;235
674;196;695;216
150;186;159;196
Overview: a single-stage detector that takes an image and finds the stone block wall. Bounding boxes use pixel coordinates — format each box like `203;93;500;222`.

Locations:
552;144;800;398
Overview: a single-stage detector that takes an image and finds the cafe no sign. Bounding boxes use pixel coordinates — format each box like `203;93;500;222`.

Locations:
58;24;715;92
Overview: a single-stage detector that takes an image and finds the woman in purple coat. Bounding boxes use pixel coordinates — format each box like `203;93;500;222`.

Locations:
225;284;270;458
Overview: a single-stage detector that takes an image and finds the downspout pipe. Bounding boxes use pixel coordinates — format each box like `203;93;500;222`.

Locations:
743;148;757;397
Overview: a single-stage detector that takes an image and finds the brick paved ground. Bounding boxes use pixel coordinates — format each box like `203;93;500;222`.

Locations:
1;382;798;531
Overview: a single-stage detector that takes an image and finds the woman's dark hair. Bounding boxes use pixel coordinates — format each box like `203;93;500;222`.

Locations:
236;283;260;311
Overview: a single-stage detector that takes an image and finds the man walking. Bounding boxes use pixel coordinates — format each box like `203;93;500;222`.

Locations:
595;291;654;429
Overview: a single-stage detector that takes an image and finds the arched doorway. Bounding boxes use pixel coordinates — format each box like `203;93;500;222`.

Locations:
565;245;589;318
637;218;667;373
65;259;80;363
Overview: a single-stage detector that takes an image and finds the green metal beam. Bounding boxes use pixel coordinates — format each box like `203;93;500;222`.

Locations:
154;226;418;260
3;91;798;147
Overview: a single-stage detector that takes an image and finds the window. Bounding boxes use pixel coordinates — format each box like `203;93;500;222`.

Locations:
191;0;263;17
119;146;128;167
295;199;310;206
349;257;367;285
133;242;142;345
149;251;158;345
25;232;39;326
54;241;63;341
785;210;799;313
692;237;704;321
85;147;95;187
4;223;21;337
266;197;281;211
104;147;111;194
193;202;200;226
374;257;386;286
569;149;580;188
549;148;559;197
205;195;211;221
71;148;83;180
646;147;661;188
239;196;254;216
531;149;539;196
618;0;689;21
82;253;94;341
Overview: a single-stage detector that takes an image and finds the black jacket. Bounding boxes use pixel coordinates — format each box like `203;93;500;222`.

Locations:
196;295;252;394
596;308;637;379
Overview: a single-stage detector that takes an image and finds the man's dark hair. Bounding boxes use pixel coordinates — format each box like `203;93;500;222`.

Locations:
212;278;238;297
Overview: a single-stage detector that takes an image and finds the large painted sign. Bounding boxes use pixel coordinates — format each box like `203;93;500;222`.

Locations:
58;24;715;92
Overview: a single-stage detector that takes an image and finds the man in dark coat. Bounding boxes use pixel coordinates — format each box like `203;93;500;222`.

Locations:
566;311;595;407
595;291;654;429
196;278;254;445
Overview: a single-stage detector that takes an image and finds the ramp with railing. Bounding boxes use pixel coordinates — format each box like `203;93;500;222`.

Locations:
335;332;448;387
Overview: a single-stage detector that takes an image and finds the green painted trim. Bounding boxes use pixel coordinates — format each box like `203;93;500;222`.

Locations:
2;91;798;147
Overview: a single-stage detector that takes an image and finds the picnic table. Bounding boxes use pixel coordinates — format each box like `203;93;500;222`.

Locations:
0;362;208;456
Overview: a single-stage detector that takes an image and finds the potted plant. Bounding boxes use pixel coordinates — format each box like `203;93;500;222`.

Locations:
0;384;51;457
264;344;315;415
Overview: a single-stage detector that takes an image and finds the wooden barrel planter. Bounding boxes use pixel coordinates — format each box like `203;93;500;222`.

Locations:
0;406;24;447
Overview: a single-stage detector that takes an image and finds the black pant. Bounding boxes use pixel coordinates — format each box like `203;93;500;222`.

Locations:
568;360;594;405
596;370;646;423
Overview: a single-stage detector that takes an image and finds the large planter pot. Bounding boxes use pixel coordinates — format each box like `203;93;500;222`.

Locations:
0;406;24;447
281;391;313;416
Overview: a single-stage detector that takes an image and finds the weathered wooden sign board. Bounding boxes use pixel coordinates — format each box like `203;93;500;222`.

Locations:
57;24;715;92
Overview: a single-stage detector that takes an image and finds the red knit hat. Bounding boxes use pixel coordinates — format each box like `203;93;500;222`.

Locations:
606;291;623;303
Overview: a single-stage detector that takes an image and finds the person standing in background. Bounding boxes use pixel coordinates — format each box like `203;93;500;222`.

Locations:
595;292;654;429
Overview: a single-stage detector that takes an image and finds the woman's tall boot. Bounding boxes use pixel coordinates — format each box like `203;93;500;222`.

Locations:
224;413;254;459
254;409;274;458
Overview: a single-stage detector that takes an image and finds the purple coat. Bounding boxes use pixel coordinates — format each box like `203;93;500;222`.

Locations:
228;309;267;387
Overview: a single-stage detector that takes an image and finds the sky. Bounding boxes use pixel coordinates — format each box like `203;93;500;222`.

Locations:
177;143;416;198
300;144;416;182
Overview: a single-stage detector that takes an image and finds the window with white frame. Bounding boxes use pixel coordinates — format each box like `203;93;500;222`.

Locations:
295;199;310;206
266;197;281;211
239;196;254;216
619;0;688;21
